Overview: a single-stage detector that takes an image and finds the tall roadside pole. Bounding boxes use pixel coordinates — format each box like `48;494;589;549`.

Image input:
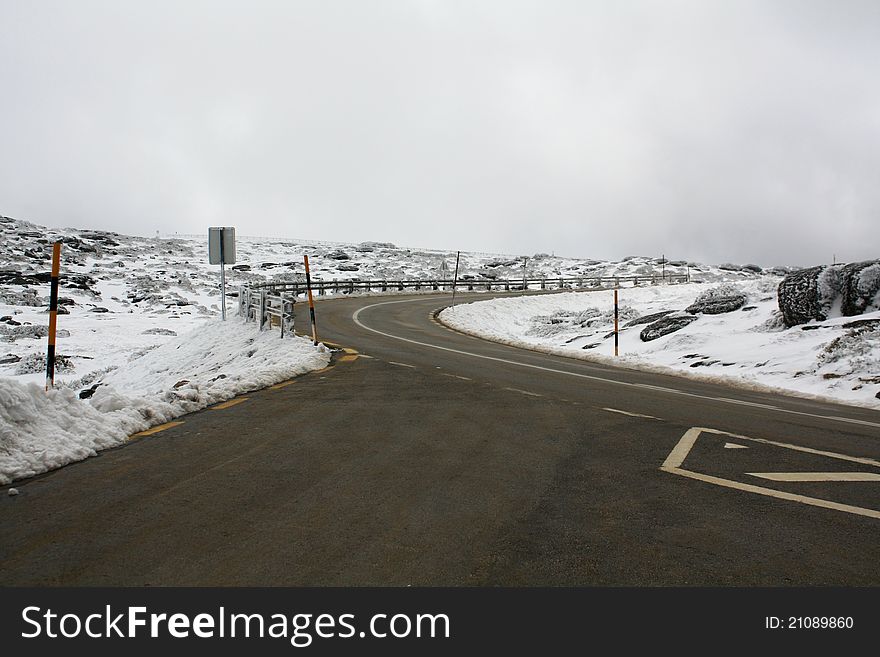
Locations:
613;288;619;357
304;255;319;345
45;241;61;390
208;227;236;320
450;250;461;309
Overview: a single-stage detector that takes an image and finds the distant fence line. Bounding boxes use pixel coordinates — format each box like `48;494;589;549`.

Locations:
238;273;689;333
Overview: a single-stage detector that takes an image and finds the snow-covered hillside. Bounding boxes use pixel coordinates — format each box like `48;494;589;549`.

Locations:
0;213;787;484
440;281;880;409
0;214;776;389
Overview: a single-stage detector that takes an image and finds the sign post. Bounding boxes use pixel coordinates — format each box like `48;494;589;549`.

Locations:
208;227;236;320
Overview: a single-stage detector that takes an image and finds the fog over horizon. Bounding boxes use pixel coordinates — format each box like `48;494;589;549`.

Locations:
2;1;879;267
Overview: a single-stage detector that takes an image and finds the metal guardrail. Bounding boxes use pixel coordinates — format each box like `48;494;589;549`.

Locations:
238;287;296;336
237;274;689;334
246;274;689;297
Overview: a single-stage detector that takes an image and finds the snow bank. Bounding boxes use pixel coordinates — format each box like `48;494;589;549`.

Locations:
440;281;880;409
0;318;329;484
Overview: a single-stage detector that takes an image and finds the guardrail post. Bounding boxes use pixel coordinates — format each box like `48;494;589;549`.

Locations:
259;291;267;330
280;297;293;338
541;278;546;290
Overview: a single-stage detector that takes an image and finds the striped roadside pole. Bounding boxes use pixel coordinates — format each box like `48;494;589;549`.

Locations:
613;288;619;357
46;241;62;390
451;250;461;308
303;255;318;346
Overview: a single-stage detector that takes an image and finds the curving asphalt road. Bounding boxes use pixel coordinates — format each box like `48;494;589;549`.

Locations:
2;290;879;585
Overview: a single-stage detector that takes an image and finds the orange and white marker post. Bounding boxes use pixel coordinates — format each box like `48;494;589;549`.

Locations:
613;288;619;357
46;241;62;390
304;255;318;346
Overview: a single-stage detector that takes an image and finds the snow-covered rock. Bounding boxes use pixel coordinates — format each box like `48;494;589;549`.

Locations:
640;313;699;341
778;260;880;327
686;284;747;315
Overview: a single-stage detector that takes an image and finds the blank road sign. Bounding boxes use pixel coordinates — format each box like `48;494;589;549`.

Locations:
208;226;236;264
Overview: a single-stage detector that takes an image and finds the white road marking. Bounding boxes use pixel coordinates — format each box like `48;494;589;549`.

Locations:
662;427;880;520
602;407;660;420
352;299;880;430
826;416;880;428
748;472;880;482
441;373;472;381
388;361;417;369
504;387;542;397
714;397;780;411
724;442;749;449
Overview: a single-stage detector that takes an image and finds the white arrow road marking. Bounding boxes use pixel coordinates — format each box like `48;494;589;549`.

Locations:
748;472;880;482
662;427;880;520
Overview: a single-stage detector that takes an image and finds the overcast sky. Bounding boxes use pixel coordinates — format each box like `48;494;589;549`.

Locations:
1;1;878;266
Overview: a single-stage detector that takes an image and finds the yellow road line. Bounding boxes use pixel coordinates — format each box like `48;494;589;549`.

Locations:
338;354;359;363
129;421;184;439
270;380;296;390
210;397;250;410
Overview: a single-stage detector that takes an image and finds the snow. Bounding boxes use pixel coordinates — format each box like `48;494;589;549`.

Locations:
440;280;880;409
0;212;817;484
0;318;329;484
0;213;773;392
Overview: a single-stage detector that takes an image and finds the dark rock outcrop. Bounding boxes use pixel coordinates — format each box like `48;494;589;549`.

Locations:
777;260;880;327
686;294;746;315
623;310;674;328
777;266;823;327
840;261;880;317
639;314;698;341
